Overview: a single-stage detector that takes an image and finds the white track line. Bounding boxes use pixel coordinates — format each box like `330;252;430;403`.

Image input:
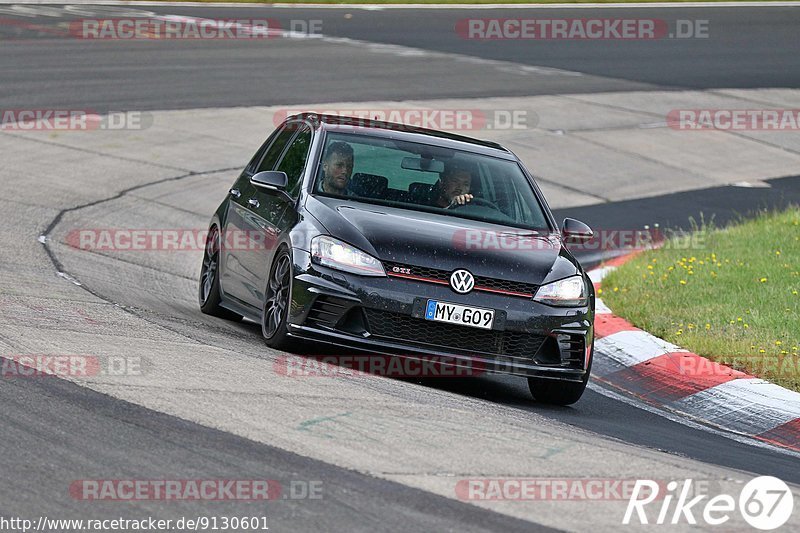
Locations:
596;330;686;366
673;379;800;435
145;14;586;79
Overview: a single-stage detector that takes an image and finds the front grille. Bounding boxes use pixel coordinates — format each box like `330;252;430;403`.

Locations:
384;261;538;298
479;277;539;296
364;308;545;361
385;263;449;283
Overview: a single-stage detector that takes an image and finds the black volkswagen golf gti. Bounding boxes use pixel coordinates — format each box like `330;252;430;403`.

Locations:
200;114;596;404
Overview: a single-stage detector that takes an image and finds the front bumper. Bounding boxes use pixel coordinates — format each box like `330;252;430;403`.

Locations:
288;249;594;382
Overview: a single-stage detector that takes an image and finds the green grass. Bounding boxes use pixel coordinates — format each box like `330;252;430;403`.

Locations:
601;208;800;391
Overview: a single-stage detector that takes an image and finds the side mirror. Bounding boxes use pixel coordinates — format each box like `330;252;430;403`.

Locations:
250;171;292;202
250;170;288;190
562;218;593;244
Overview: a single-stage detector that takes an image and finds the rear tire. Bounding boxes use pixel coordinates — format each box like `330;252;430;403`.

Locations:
199;226;242;322
528;342;593;405
261;249;293;350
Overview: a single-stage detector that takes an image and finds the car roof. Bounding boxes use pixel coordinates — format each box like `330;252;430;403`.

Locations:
287;113;517;160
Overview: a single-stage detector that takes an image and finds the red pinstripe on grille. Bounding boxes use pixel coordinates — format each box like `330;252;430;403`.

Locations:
385;271;533;298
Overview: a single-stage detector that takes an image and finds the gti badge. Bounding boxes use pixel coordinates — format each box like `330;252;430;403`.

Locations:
450;269;475;294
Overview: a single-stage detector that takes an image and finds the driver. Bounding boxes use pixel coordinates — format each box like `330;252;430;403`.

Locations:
319;141;354;196
431;160;474;208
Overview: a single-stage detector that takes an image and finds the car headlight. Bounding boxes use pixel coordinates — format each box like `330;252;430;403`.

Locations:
311;235;385;277
533;275;588;307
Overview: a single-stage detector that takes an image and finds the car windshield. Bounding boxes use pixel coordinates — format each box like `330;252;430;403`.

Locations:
313;131;551;231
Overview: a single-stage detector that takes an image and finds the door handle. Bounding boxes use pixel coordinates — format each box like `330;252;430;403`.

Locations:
248;198;260;208
229;188;241;198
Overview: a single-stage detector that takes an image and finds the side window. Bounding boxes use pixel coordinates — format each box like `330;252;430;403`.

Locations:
255;126;296;174
275;124;312;197
245;141;270;174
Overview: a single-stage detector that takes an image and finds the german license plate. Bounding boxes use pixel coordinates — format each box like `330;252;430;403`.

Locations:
424;300;495;330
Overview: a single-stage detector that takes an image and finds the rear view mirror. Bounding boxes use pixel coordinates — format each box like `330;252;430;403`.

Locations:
562;218;593;243
401;157;445;173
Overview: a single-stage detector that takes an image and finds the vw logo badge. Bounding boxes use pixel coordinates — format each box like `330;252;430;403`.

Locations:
450;269;475;294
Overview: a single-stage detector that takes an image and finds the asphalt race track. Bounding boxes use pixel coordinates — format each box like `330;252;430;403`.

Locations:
1;2;800;532
2;3;800;109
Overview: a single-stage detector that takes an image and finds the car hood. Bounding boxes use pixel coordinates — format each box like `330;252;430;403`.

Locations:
305;196;580;285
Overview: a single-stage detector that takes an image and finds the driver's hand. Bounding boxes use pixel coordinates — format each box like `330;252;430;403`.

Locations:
450;193;473;206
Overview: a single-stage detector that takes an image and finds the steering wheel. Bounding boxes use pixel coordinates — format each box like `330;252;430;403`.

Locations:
448;197;502;212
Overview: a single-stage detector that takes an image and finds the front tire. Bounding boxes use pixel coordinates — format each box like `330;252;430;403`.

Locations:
261;249;293;350
199;226;242;322
528;343;593;405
